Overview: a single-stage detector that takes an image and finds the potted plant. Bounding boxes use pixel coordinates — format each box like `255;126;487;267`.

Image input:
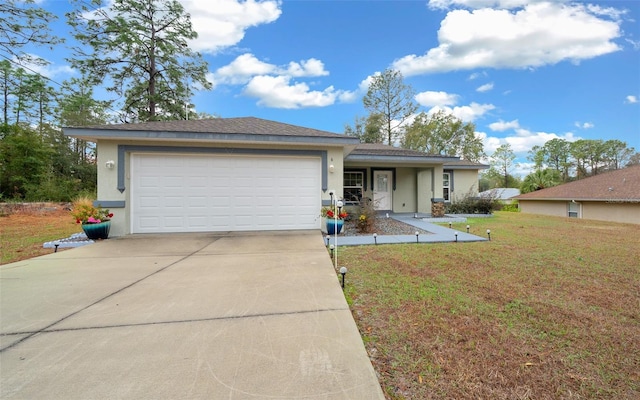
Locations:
321;206;348;235
71;196;113;240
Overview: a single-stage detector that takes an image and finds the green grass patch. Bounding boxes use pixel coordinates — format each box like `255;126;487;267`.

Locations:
342;212;640;399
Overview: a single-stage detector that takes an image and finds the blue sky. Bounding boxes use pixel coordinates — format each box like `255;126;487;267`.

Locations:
23;0;640;174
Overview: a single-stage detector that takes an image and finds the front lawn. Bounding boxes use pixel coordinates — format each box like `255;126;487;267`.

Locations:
340;212;640;399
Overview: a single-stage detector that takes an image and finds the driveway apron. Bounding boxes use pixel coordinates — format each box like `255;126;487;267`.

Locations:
0;231;385;399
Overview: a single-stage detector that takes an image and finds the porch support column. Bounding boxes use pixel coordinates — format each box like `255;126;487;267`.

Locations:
417;168;433;214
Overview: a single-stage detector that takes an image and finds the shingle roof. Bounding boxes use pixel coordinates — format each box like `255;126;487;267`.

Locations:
348;143;458;159
444;159;490;169
71;117;349;139
515;165;640;201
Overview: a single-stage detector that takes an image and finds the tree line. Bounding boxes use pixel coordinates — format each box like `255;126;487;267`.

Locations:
345;69;638;194
1;0;213;201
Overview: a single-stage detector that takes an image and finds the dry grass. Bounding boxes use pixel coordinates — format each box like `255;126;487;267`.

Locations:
2;207;639;398
0;206;80;264
340;212;640;399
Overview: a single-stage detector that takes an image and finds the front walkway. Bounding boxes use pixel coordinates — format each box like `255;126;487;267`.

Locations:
326;213;489;246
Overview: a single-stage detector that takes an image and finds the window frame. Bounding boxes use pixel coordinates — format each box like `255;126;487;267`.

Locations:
443;172;451;202
343;169;367;204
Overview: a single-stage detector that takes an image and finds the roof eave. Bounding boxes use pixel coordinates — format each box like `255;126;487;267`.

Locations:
444;164;490;170
345;154;461;164
516;197;640;202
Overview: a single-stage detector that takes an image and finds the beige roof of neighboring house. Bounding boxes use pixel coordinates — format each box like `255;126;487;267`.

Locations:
515;165;640;201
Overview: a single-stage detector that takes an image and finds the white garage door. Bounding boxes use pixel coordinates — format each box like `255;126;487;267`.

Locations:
131;153;321;233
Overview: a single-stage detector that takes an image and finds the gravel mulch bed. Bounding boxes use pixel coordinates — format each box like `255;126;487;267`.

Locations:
342;217;431;237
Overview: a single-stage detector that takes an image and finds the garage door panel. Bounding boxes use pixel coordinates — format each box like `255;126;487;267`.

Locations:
132;154;320;233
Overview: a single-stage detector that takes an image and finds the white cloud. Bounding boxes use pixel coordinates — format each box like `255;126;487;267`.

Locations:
415;90;459;107
183;0;282;53
625;95;638;104
484;129;579;154
211;53;344;108
428;102;495;122
285;59;329;77
213;53;329;86
476;82;494;92
428;0;549;9
394;2;622;76
12;55;74;78
243;75;339;109
574;121;594;129
489;119;520;131
468;71;487;80
214;53;276;85
514;162;536;177
337;77;370;103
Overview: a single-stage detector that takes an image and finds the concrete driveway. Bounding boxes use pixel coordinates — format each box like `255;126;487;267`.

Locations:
0;232;384;399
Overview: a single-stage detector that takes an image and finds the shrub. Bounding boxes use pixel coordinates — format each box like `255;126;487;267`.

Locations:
355;197;377;233
445;194;497;214
499;202;520;212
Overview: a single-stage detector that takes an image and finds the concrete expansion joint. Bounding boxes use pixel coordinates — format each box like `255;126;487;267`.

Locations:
2;307;352;338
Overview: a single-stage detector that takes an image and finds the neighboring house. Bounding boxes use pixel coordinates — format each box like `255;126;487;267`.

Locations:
514;165;640;224
64;117;488;236
479;188;521;204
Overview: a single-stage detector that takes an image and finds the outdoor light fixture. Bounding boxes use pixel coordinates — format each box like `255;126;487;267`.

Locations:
454;232;458;242
333;199;343;272
325;235;330;246
449;222;452;228
415;231;420;243
329;244;334;257
53;241;60;253
414;213;418;218
105;160;115;169
386;213;389;219
329;164;335;173
487;229;491;241
373;233;378;245
466;225;470;233
339;266;348;289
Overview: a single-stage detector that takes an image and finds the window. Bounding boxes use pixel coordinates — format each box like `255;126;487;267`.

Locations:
568;201;580;218
344;171;364;203
443;172;450;202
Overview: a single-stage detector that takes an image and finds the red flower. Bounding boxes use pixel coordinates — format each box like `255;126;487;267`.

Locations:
326;210;335;218
108;213;114;218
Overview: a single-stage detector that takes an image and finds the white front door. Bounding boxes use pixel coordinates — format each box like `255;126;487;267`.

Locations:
373;170;392;210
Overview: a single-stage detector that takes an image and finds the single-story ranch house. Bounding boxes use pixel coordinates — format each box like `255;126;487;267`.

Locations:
514;164;640;225
64;117;487;236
